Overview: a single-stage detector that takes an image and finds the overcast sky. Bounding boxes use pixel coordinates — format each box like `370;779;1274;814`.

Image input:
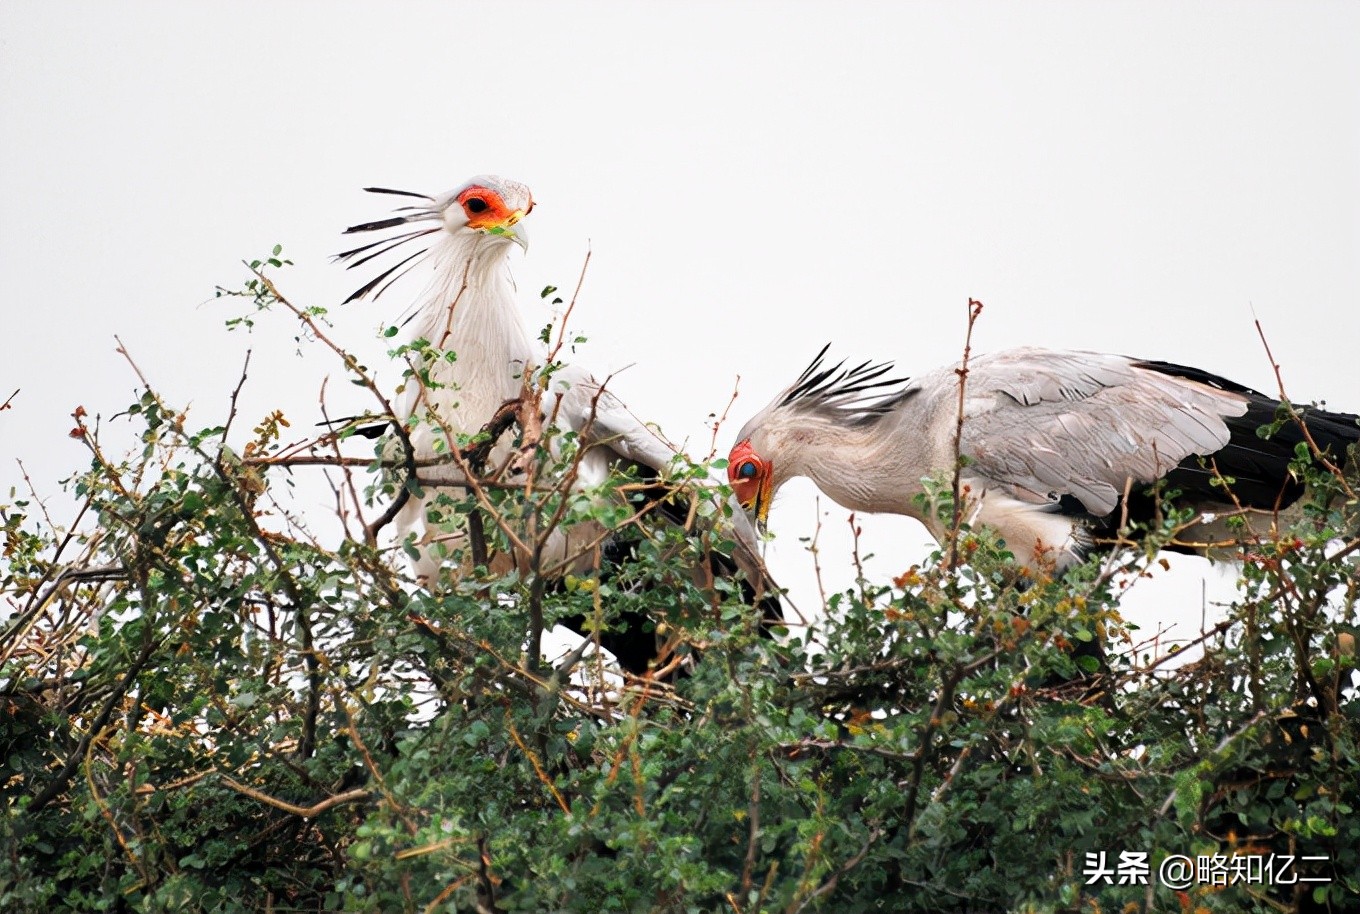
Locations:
3;2;1357;654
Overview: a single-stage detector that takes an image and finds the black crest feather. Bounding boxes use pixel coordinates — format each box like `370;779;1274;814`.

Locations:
781;344;915;427
362;186;435;201
338;186;445;303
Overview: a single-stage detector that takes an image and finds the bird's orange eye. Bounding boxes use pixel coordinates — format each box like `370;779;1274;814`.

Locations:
456;187;517;229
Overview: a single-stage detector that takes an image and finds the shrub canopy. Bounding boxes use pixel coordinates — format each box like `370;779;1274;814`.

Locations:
2;257;1357;913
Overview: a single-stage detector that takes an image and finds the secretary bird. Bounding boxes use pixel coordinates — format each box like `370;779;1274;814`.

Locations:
338;175;780;673
729;345;1358;571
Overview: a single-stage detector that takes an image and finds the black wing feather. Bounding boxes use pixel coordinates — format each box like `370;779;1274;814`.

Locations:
1064;361;1360;548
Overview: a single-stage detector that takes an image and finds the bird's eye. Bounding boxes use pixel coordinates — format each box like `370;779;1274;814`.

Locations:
465;197;489;214
738;460;759;479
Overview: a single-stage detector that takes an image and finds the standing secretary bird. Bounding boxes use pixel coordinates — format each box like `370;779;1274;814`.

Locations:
337;175;780;674
729;345;1359;571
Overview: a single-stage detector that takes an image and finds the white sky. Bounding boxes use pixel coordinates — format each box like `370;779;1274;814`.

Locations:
3;2;1358;656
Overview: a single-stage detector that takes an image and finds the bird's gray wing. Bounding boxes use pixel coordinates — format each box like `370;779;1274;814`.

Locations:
543;364;680;476
543;364;775;597
956;348;1251;516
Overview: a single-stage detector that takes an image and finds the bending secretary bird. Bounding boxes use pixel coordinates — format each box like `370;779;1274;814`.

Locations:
337;174;780;673
728;344;1359;571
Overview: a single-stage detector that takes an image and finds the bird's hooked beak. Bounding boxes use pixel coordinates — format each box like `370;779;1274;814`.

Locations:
484;210;529;251
749;473;774;532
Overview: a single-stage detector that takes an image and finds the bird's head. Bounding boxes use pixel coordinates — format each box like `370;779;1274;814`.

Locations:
727;435;777;531
439;175;534;251
337;174;535;303
726;346;912;532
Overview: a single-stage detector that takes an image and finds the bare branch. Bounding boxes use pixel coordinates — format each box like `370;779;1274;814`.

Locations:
220;776;371;819
947;299;985;573
1253;318;1355;498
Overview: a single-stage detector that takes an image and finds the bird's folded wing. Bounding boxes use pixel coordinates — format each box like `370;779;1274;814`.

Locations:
543;363;778;602
544;363;681;474
957;349;1250;517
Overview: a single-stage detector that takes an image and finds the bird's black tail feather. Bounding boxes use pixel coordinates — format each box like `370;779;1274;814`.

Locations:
1136;359;1358;513
1057;361;1358;556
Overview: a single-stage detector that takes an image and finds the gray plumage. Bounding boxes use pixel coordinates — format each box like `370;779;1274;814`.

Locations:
943;348;1243;517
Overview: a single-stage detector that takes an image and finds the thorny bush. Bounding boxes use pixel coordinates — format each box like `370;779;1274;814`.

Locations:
2;254;1358;913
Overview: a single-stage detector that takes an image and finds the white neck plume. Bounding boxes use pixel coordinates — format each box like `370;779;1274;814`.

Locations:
401;232;542;436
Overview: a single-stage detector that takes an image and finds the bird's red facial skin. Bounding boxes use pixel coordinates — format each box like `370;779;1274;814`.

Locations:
456;186;533;230
727;439;769;515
